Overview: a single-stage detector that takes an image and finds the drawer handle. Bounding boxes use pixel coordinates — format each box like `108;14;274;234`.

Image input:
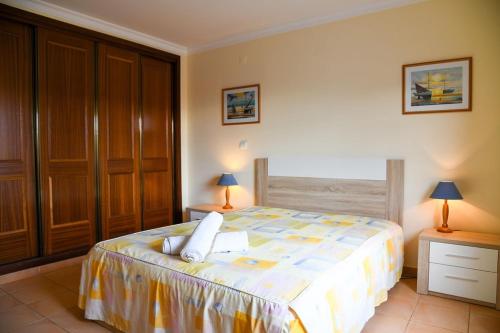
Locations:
445;254;479;260
445;275;478;283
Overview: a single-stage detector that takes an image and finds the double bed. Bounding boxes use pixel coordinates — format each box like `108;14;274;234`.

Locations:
79;157;405;333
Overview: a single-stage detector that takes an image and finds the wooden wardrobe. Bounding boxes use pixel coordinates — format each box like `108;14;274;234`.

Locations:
0;4;181;273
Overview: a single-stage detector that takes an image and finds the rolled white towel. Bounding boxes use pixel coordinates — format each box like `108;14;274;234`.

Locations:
162;235;189;255
180;211;223;263
163;231;249;255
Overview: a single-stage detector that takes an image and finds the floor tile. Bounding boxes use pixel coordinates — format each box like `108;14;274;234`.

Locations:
470;304;500;319
0;304;43;332
0;275;50;293
362;313;408;333
469;312;500;333
418;294;469;312
406;321;461;333
0;267;42;285
376;294;418;320
0;293;21;312
11;318;67;333
49;306;111;332
28;289;78;317
389;279;419;303
97;320;125;332
44;264;81;282
2;274;500;333
44;264;82;293
37;256;85;275
399;278;417;292
10;278;69;304
412;302;468;333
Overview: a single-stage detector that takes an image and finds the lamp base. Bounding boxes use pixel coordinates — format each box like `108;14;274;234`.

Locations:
222;204;233;210
437;226;453;233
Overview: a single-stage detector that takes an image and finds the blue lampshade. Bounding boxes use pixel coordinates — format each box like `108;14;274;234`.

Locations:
217;173;238;186
430;181;463;200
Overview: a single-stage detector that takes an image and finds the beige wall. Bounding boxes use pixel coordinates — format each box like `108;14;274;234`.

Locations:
185;0;500;268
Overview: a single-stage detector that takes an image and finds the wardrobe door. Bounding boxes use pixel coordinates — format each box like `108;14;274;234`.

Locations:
98;45;141;239
38;28;96;255
140;57;174;229
0;20;37;264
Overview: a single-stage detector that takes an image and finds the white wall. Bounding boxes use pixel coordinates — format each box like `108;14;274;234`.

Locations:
185;0;500;268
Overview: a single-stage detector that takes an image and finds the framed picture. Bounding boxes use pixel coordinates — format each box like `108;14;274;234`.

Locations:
222;84;260;125
403;57;471;114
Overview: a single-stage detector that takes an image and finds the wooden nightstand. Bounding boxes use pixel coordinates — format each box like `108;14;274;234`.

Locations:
186;204;241;221
417;228;500;309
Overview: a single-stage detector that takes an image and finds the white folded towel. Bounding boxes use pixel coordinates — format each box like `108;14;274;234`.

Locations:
162;231;249;255
211;231;249;253
180;211;223;263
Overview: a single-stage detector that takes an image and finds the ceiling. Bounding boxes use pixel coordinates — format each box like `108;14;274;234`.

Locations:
8;0;422;53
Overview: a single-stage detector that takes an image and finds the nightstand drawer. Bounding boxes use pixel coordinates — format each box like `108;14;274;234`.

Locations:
429;263;497;304
430;241;498;272
190;210;209;221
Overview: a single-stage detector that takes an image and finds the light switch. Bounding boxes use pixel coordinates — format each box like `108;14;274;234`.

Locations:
239;139;248;150
238;56;248;65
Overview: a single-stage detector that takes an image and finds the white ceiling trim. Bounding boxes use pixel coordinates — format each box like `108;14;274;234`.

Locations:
2;0;188;55
189;0;424;54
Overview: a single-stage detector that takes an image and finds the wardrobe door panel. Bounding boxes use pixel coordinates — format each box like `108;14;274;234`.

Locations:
0;19;37;264
141;57;173;229
99;45;141;239
38;28;95;255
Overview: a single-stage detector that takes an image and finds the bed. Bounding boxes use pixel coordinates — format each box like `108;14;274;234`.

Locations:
79;157;405;333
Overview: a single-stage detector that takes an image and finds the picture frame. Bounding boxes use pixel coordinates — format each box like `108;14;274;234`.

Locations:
402;57;472;114
222;84;260;125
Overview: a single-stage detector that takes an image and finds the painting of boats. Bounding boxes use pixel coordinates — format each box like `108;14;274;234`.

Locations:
222;84;260;125
403;58;471;114
410;67;462;106
227;91;256;119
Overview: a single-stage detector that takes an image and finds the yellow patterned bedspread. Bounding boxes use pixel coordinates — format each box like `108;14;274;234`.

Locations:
79;207;403;333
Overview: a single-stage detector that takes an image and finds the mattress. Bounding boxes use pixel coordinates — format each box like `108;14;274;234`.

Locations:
78;206;403;333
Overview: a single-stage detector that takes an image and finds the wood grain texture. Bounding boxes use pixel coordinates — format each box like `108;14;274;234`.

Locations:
254;158;404;225
267;176;387;217
0;5;183;271
186;204;241;214
419;228;500;250
38;28;95;255
386;159;404;225
141;56;173;229
0;19;37;264
417;238;429;294
98;44;141;239
254;158;268;206
186;205;241;222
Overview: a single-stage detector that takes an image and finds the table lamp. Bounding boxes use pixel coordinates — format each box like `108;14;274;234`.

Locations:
430;181;463;233
217;173;238;209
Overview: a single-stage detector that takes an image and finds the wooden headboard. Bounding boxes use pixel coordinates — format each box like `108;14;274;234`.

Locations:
255;157;404;226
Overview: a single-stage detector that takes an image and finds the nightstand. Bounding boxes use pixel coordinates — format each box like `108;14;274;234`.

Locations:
186;204;241;221
417;228;500;309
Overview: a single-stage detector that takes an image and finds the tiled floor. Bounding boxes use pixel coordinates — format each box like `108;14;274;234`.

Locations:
362;279;500;333
0;266;499;332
